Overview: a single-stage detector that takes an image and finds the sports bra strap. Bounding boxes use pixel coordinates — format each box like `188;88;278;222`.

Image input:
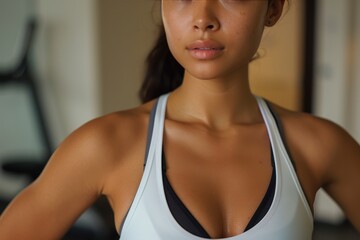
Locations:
264;101;297;171
144;99;159;167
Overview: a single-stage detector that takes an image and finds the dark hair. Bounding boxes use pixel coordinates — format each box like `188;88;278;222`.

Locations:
139;26;184;103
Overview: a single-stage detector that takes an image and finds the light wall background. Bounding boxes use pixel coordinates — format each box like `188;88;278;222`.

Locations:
0;0;158;197
313;0;360;223
0;0;42;197
250;0;304;111
34;0;158;144
314;0;360;143
97;0;158;115
35;0;100;144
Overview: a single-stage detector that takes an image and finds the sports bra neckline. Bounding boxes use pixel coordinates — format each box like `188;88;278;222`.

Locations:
118;93;314;240
152;94;282;239
162;147;276;238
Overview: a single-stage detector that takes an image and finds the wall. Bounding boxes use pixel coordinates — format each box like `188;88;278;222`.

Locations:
313;0;360;223
35;0;100;144
250;0;304;111
0;0;41;198
0;0;158;198
314;0;360;142
33;0;159;140
0;0;100;198
97;0;158;114
0;0;35;68
347;0;360;142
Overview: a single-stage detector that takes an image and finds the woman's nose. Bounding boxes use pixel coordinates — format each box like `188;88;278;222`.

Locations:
192;1;220;32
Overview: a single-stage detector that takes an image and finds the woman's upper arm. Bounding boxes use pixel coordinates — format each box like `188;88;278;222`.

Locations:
322;124;360;232
0;118;116;239
282;110;360;232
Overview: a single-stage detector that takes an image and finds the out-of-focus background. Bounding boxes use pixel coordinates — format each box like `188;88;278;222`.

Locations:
0;0;359;239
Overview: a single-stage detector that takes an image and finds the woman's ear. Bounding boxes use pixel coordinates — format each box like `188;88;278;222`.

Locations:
265;0;286;27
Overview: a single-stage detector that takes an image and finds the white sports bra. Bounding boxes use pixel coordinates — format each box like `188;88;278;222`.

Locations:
119;93;314;240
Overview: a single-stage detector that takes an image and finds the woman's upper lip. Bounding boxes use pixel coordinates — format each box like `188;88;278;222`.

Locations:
186;40;225;50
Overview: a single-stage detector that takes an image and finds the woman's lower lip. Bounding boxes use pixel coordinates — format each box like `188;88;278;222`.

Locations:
188;49;223;60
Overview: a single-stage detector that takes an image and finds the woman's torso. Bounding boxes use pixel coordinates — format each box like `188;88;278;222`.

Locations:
99;94;319;239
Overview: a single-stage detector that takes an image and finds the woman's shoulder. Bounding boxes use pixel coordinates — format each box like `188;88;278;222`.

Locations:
44;100;157;185
271;103;355;151
78;100;154;139
60;100;156;159
270;102;359;186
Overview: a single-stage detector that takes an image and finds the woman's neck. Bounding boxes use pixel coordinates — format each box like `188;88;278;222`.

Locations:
167;71;263;130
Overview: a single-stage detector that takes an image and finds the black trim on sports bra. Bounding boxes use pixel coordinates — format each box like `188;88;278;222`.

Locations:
265;101;297;171
162;150;211;237
162;149;276;238
144;99;159;167
119;99;159;235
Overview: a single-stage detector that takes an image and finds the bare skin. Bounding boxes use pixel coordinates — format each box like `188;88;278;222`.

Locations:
1;0;360;239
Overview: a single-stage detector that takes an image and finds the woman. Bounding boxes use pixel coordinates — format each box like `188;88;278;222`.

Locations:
1;0;359;239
